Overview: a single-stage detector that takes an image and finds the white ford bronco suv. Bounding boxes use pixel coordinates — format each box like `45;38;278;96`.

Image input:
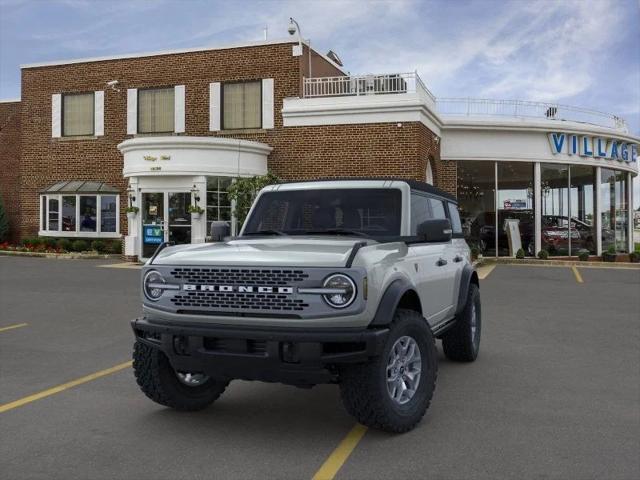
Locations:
132;179;481;432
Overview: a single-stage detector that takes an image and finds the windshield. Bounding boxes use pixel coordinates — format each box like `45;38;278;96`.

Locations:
242;188;402;238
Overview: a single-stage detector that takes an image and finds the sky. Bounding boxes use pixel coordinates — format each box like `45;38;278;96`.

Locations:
0;0;638;204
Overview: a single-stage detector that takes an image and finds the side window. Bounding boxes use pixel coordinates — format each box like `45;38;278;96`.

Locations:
448;202;463;234
410;193;429;235
428;198;446;219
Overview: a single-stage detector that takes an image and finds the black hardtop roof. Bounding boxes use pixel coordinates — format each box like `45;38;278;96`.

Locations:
283;177;457;203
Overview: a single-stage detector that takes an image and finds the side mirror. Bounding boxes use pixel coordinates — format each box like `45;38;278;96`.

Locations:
210;221;231;242
417;219;452;243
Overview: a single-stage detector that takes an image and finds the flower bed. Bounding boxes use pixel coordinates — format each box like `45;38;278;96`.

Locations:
0;237;122;255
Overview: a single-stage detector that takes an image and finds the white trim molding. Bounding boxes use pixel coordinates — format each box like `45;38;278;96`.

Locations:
118;136;271;178
282;93;442;136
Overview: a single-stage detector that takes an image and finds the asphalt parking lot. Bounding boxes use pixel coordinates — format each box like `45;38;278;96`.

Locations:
1;257;639;480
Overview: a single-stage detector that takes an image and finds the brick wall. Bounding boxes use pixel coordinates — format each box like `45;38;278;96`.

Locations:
18;42;304;240
0;101;21;242
16;41;442;241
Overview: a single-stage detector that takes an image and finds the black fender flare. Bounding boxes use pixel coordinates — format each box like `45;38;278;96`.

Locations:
455;264;479;316
370;278;419;326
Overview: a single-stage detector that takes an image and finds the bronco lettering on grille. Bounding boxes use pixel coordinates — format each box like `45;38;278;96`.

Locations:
182;285;294;294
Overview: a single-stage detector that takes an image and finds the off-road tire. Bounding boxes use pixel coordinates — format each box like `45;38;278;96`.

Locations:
133;341;229;411
442;283;481;362
338;309;438;433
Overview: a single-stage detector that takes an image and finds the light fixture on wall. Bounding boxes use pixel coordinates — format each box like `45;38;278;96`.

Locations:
288;17;312;77
191;185;200;203
126;187;136;205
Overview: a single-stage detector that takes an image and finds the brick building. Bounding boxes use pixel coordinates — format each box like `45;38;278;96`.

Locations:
0;38;637;259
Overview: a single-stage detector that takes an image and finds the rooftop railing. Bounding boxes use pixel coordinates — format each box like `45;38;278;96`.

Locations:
436;98;628;132
303;72;436;102
301;73;628;132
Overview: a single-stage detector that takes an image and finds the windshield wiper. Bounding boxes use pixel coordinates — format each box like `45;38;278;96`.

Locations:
242;229;287;236
305;229;370;238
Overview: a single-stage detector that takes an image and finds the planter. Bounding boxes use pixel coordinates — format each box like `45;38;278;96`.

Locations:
630;252;640;263
191;212;202;221
602;253;617;262
126;212;137;222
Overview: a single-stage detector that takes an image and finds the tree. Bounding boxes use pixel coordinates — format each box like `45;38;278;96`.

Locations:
227;173;280;228
0;195;9;242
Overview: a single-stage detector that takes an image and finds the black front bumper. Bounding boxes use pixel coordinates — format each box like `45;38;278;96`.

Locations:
132;317;389;386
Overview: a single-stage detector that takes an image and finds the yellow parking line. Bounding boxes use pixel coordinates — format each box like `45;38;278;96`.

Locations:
571;266;584;283
0;361;132;414
312;424;368;480
98;262;142;269
476;264;496;280
0;323;28;333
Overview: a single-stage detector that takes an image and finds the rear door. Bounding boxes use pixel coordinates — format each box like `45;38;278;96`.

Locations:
409;193;453;324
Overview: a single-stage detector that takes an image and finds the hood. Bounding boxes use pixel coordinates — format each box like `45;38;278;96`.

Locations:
150;237;373;267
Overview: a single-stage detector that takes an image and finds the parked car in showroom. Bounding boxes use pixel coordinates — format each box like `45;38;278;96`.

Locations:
130;179;481;433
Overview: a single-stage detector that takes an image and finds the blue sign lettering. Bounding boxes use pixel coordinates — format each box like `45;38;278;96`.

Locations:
144;226;163;244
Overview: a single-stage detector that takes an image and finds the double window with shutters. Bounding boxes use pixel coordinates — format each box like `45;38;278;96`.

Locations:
52;79;275;137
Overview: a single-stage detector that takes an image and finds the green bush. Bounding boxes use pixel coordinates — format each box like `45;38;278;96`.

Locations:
577;250;589;261
91;240;107;253
22;237;41;247
0;195;9;242
227;172;280;227
629;252;640;263
537;249;549;260
107;240;121;254
57;238;73;252
470;246;480;259
71;239;89;252
515;248;525;259
41;237;58;249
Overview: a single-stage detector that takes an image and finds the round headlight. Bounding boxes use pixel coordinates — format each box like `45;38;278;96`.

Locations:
143;270;165;301
322;274;356;309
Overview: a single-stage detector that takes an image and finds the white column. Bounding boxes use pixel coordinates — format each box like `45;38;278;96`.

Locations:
595;167;602;256
192;175;207;244
124;177;140;258
534;162;541;256
628;172;634;253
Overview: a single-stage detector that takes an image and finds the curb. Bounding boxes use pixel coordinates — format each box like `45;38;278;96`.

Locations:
481;257;640;269
0;250;120;260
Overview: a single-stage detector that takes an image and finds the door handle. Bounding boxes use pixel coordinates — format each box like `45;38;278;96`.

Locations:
454;255;463;263
436;258;447;266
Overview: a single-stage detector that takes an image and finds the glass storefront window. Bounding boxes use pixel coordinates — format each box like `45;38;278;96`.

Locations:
79;196;97;232
541;164;569;255
601;168;628;253
100;195;117;233
569;166;596;254
62;196;76;232
457;161;496;256
206;176;232;234
497;162;534;256
48;197;59;231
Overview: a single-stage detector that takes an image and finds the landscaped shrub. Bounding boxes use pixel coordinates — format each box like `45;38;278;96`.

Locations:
106;240;121;254
71;239;89;252
630;251;640;263
470;246;480;259
537;249;549;260
603;244;617;262
21;237;41;247
41;237;58;249
57;238;73;252
91;240;107;253
515;248;525;259
577;250;589;261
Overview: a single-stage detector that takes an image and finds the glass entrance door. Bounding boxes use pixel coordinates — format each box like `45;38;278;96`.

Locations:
168;192;191;245
141;192;192;259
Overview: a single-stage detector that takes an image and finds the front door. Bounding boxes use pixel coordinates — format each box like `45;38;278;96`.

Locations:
141;192;192;259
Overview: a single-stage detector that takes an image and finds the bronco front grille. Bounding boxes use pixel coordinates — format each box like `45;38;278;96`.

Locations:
170;292;309;311
170;268;309;286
